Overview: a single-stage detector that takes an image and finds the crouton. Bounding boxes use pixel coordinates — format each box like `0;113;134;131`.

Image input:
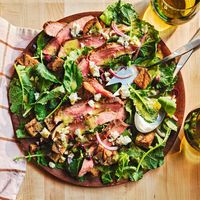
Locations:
90;168;99;176
49;152;61;163
44;115;56;131
47;57;64;71
25;118;43;137
16;53;39;67
52;143;60;154
135;132;155;149
29;143;38;154
134;67;151;89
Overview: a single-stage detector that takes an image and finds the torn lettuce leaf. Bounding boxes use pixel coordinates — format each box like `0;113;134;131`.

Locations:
158;96;176;117
14;65;35;115
130;87;161;123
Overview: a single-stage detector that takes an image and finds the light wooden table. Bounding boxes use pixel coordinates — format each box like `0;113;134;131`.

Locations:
0;0;200;200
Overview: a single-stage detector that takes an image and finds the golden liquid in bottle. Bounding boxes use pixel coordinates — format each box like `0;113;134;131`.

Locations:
151;0;200;25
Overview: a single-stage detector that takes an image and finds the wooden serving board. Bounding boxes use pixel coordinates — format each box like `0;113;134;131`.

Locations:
9;12;185;187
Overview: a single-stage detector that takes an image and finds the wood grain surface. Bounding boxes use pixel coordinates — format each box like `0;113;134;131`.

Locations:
0;0;200;200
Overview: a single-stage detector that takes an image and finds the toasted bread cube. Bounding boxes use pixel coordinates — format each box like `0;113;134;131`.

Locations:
44;115;56;131
90;168;99;176
49;152;61;163
135;132;155;149
47;57;64;71
16;53;39;67
29;143;38;154
52;143;60;154
25;118;43;137
134;67;151;89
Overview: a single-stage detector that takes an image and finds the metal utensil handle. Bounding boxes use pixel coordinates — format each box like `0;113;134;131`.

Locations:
173;28;200;77
148;36;200;67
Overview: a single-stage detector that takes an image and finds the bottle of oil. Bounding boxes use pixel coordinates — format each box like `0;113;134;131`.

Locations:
151;0;200;25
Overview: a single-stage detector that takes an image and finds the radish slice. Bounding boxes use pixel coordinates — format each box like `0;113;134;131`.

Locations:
111;21;127;37
96;133;118;151
108;69;132;79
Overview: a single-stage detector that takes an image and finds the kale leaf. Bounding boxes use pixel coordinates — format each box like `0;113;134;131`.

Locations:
9;78;23;115
156;62;177;92
14;65;35;116
36;85;65;105
36;63;61;84
66;154;83;177
34;104;47;121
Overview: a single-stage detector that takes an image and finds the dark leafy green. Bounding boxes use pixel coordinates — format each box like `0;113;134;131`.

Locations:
156;62;177;92
125;99;134;124
34;104;47;121
66;153;83;177
36;85;65;105
133;22;160;66
9;78;23;115
16;129;29;138
63;61;83;93
14;150;48;166
36;63;61;84
15;65;35;115
98;166;114;184
35;32;50;56
100;0;137;26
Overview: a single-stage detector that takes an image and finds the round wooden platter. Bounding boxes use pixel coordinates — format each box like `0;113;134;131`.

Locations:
10;12;185;187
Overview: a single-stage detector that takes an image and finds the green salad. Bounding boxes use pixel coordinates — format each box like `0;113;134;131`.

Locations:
10;1;178;184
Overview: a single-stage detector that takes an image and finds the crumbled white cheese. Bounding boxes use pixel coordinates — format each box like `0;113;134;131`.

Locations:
89;61;100;77
117;35;130;48
67;153;74;164
116;135;132;145
131;35;141;47
40;128;51;139
104;71;111;82
34;92;40;100
49;161;56;168
70;23;81;37
94;93;101;102
68;92;81;105
64;150;69;155
108;131;120;142
88;99;95;108
119;86;130;99
99;29;110;40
